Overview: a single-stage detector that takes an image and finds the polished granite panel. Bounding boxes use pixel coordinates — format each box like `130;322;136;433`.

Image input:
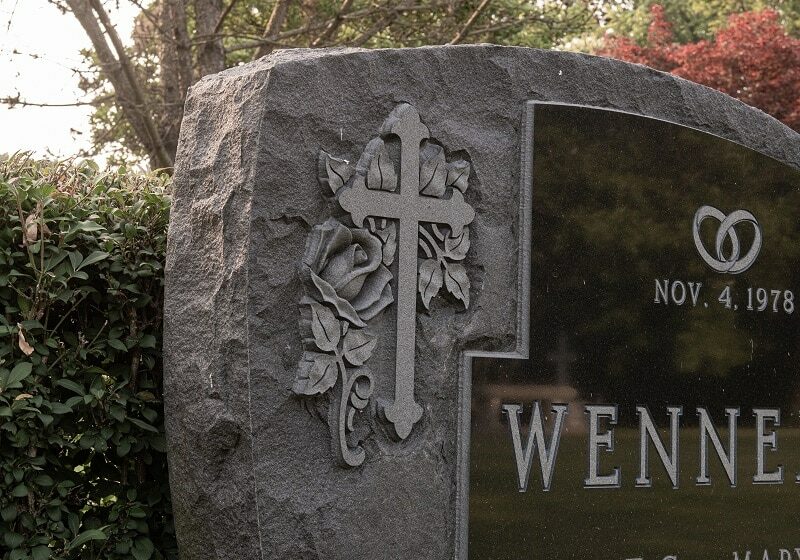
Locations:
469;104;800;560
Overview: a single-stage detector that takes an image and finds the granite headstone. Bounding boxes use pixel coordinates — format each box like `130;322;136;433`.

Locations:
164;46;800;560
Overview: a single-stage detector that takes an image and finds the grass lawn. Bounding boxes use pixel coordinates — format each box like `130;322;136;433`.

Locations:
469;426;800;560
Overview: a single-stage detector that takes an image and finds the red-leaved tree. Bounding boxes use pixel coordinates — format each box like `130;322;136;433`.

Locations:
601;5;800;132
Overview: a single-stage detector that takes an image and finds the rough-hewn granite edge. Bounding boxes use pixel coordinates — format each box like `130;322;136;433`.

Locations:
164;59;275;559
164;45;800;560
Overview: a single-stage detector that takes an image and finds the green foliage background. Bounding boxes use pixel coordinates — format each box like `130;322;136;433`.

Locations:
601;0;800;42
0;155;175;560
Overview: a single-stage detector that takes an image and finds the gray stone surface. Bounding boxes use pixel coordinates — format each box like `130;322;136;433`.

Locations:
164;45;800;560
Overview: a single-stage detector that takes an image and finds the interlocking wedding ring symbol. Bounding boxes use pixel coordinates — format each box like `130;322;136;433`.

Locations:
692;205;762;274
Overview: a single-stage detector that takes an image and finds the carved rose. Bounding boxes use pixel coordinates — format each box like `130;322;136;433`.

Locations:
303;218;393;327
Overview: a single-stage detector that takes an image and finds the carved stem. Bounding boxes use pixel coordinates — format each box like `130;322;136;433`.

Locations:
336;357;365;467
418;237;433;258
418;225;444;263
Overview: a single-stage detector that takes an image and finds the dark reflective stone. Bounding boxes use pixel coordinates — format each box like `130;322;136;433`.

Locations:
469;104;800;559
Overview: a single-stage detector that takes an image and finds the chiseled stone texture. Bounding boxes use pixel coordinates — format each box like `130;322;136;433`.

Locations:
164;46;800;560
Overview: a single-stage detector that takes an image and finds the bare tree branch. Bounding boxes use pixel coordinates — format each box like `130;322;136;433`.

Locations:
5;0;20;32
65;0;150;146
224;1;461;53
352;12;398;46
449;0;491;44
213;0;240;33
127;0;174;41
467;11;592;38
253;0;293;59
67;0;173;169
56;0;603;166
194;32;264;43
45;0;70;13
340;2;453;20
225;37;294;53
88;0;173;168
0;93;114;108
1;47;96;76
312;0;355;47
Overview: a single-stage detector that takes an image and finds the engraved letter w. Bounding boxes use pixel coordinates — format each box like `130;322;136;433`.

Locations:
502;402;568;492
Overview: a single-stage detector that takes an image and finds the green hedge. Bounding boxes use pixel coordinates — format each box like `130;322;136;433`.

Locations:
0;155;175;560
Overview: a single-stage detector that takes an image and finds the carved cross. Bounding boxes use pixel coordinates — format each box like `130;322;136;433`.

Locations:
338;104;476;440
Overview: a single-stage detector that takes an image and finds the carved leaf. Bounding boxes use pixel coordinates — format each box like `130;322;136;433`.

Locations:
365;139;397;192
444;228;470;261
294;352;339;395
350;375;373;409
342;329;377;366
345;371;373;431
376;222;397;266
418;258;443;309
350;393;368;412
444;263;470;309
419;142;447;197
319;151;354;194
309;302;341;352
446;160;471;193
310;273;367;328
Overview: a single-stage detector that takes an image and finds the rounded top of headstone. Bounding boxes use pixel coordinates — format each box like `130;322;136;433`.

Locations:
204;45;797;170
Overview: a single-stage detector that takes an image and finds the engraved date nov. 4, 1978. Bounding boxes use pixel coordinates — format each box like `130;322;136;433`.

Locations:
654;279;795;314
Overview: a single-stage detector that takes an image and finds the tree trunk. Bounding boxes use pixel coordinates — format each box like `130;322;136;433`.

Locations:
161;0;194;158
195;0;226;77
